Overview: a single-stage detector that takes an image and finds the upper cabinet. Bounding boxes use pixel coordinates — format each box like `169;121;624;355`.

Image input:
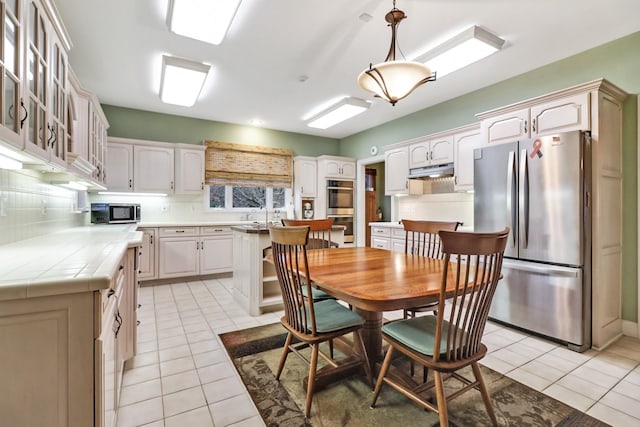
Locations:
480;92;590;145
106;137;205;195
408;136;454;169
22;0;70;169
293;156;317;197
0;0;25;149
175;147;205;194
452;125;483;192
317;155;356;180
384;146;409;195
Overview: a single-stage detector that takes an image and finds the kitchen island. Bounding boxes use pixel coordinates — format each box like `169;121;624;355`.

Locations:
0;225;142;427
231;224;345;316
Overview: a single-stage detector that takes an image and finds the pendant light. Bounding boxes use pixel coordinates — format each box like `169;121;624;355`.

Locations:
357;0;436;106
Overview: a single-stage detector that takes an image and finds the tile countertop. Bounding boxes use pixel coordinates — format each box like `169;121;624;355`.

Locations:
0;224;142;302
137;220;267;227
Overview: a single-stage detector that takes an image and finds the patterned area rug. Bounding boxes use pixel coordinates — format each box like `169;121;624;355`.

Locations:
220;323;609;427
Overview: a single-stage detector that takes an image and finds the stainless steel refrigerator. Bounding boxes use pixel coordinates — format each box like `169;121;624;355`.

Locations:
474;130;591;351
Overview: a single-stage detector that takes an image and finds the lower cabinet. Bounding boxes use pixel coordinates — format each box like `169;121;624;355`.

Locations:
0;247;138;427
138;228;157;280
370;225;405;252
157;226;233;279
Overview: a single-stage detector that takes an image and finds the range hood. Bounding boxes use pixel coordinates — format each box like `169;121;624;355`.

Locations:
408;162;454;179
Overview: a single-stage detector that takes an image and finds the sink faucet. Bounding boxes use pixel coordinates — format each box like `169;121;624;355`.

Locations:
260;205;268;225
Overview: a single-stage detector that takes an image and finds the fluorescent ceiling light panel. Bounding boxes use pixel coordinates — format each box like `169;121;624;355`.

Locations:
167;0;241;45
416;26;505;77
0;153;22;169
307;97;371;129
160;55;210;107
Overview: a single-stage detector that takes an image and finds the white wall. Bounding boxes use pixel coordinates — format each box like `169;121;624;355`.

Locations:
0;169;84;245
394;192;474;230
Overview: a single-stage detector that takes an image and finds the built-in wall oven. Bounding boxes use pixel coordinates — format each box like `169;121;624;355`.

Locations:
327;180;354;243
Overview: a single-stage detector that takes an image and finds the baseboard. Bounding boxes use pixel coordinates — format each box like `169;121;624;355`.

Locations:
622;320;639;338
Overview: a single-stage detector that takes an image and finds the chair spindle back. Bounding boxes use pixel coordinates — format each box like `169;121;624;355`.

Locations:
402;219;461;259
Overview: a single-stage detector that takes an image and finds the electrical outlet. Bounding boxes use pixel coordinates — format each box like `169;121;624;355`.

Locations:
161;204;169;213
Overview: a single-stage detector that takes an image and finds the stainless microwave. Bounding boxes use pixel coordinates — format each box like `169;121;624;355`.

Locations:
91;203;141;224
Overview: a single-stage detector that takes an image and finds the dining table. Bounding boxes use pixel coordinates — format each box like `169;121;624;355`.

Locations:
300;246;460;372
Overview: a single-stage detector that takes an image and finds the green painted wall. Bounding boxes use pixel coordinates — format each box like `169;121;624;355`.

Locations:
102;105;340;157
340;31;640;323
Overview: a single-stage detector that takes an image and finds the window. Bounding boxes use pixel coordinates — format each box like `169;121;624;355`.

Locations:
208;185;291;210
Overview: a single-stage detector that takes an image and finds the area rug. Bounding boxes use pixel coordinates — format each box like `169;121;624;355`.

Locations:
220;323;609;427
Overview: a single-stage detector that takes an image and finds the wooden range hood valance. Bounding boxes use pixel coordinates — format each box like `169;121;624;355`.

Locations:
205;141;293;188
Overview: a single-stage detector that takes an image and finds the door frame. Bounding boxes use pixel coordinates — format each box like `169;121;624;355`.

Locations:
356;154;384;247
637;95;640;338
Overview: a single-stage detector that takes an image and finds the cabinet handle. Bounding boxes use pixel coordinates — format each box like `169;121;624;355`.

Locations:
107;289;115;298
119;265;124;271
523;120;528;134
171;181;174;190
201;182;204;190
175;230;185;233
19;98;28;129
532;118;537;133
136;320;141;326
128;179;132;189
150;235;153;244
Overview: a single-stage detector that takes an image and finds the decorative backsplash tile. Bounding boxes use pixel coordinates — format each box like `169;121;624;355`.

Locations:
0;169;84;245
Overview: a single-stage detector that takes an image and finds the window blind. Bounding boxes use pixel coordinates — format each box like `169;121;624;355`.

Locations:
205;140;293;188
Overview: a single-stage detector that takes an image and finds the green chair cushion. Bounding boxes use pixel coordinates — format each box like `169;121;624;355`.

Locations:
308;300;364;333
301;283;335;301
382;315;460;356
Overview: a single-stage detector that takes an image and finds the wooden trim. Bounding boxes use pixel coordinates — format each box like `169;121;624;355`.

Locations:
205;140;292;156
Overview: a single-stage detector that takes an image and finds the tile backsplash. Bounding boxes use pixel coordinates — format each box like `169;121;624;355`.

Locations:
394;192;474;229
0;169;84;245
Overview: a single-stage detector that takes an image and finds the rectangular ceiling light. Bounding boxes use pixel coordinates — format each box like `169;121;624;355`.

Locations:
167;0;242;45
307;97;371;129
160;55;211;107
416;26;505;78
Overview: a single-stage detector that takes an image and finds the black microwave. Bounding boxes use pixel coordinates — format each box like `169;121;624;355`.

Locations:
91;203;141;224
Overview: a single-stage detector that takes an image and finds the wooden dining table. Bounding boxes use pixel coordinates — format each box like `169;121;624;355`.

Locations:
301;246;459;370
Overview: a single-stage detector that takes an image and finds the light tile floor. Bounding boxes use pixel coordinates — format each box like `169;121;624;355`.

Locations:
116;277;640;426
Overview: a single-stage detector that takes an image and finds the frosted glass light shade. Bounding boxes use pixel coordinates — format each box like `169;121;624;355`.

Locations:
160;55;210;107
358;61;434;105
167;0;241;45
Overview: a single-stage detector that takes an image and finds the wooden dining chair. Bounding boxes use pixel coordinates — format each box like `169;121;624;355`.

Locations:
269;225;373;418
282;218;336;301
401;219;461;319
371;227;509;427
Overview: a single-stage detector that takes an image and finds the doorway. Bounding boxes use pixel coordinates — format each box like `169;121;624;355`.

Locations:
356;155;385;247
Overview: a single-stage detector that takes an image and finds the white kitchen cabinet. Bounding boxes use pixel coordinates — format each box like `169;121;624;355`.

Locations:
480;92;590;145
232;229;281;316
200;227;233;275
23;0;70;169
318;155;356;179
175;146;205;194
138;228;157;281
157;226;233;279
370;224;405;252
0;0;25;150
106;142;133;192
158;227;200;279
453;125;483;192
133;144;175;193
96;297;117;427
408;136;454;169
476;79;627;349
385;146;409;195
294;156;317;197
89;101;108;186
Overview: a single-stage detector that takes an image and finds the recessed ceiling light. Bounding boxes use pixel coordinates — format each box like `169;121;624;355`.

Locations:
249;119;264;126
159;55;211;107
167;0;242;45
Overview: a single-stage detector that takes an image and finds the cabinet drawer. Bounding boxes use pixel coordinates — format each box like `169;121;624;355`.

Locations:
371;237;390;250
200;226;232;235
371;226;391;237
159;227;199;237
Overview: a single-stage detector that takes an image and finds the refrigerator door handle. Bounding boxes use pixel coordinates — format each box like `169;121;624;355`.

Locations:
506;151;516;248
519;148;529;249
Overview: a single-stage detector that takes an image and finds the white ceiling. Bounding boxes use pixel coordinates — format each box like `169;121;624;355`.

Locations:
54;0;640;140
